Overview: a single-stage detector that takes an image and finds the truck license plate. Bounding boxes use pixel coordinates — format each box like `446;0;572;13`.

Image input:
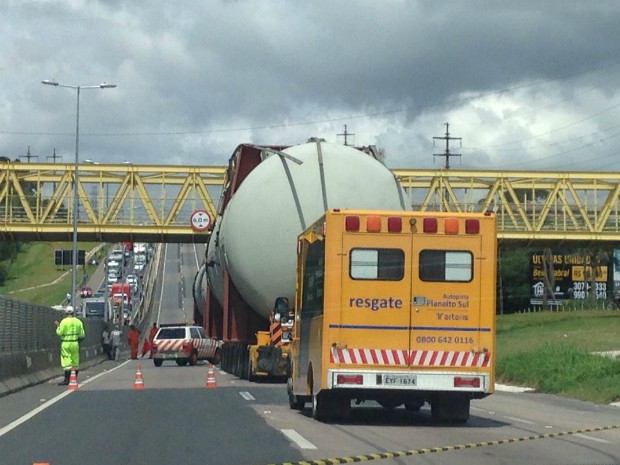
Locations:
383;374;417;386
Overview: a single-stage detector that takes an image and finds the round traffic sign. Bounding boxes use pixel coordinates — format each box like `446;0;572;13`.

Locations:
190;210;212;232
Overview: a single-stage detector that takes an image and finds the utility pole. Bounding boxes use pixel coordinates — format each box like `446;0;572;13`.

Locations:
19;146;38;162
47;148;62;163
433;122;461;169
337;124;355;146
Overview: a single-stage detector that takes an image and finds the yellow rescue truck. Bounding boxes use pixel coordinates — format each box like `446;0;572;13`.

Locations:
287;209;496;422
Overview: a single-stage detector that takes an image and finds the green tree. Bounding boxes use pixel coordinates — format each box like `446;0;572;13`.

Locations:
498;246;531;313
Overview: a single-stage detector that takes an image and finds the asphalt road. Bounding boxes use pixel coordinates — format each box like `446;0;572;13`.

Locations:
1;360;619;465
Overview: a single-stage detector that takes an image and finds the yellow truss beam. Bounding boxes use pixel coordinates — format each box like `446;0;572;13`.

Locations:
1;163;620;244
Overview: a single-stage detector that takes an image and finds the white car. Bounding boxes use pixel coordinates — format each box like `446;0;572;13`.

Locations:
107;274;118;287
152;325;221;367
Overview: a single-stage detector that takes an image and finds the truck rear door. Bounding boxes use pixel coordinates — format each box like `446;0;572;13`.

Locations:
409;231;489;369
334;232;412;368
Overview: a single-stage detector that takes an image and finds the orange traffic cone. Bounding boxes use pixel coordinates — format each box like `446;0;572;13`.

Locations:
67;369;79;391
205;363;217;388
133;363;145;389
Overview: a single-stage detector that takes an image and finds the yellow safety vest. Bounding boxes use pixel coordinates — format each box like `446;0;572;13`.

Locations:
56;316;85;342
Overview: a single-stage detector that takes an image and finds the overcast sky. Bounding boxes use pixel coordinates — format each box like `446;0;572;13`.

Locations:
1;0;620;171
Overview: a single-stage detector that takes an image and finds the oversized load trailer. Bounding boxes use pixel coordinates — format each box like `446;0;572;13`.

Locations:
193;139;409;379
287;209;497;422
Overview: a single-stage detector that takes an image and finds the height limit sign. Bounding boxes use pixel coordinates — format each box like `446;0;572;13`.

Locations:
190;210;212;232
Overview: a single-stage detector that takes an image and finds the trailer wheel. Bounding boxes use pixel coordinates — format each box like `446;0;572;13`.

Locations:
404;401;423;412
378;399;402;411
210;348;221;365
247;353;256;382
312;392;327;421
431;393;470;423
312;391;350;422
287;378;305;410
153;359;163;367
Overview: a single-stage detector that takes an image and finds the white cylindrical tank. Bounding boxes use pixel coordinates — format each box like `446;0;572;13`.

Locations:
205;140;409;320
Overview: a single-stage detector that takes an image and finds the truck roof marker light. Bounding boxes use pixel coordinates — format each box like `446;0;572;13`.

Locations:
423;217;437;233
454;376;480;388
366;215;381;232
387;216;402;232
345;215;360;231
337;374;363;385
465;218;480;234
444;218;459;235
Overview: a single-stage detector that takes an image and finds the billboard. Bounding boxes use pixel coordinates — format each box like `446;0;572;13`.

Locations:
529;250;609;306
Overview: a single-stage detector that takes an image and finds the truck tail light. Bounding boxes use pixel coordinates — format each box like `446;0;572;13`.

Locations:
465;218;480;234
387;216;402;232
337;374;363;385
345;215;360;231
423;217;437;233
454;376;480;388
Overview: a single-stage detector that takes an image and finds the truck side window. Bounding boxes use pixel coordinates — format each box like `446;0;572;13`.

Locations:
301;240;324;317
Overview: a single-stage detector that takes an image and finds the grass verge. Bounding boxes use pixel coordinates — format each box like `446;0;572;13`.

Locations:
497;311;620;404
0;241;102;306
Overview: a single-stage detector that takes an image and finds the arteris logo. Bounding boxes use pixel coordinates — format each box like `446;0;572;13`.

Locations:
349;297;403;311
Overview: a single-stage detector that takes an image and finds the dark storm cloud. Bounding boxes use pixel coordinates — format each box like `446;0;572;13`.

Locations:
1;0;619;168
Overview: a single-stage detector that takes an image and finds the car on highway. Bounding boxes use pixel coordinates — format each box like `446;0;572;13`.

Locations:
151;324;221;367
80;286;92;298
126;274;138;289
107;274;118;288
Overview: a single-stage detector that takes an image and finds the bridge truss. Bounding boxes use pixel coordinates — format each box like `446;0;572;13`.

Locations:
1;162;620;245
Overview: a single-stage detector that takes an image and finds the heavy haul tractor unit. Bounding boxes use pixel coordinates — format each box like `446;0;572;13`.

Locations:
192;138;409;381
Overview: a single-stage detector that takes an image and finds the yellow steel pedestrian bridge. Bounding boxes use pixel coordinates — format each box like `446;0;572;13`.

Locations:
1;161;620;245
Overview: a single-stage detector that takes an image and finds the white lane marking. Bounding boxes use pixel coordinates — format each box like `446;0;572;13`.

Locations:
281;429;317;450
0;390;73;438
574;433;610;444
504;416;536;425
239;391;255;401
0;361;130;438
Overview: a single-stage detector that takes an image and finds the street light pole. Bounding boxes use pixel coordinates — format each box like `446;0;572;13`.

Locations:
41;80;116;305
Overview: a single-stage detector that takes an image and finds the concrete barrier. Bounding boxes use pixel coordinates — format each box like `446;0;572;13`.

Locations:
0;341;107;398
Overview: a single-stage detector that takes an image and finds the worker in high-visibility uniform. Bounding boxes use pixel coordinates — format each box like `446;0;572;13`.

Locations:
54;306;86;385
